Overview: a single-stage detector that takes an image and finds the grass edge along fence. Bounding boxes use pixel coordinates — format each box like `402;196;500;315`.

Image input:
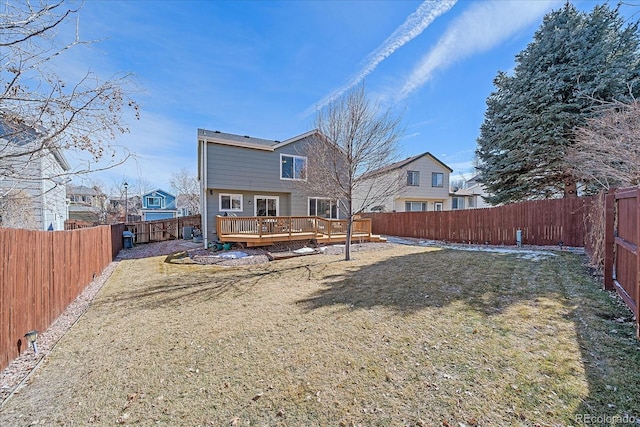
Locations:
0;224;125;371
364;197;594;248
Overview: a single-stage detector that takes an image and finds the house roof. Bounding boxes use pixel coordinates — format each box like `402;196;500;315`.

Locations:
0;114;70;171
143;188;176;199
198;128;318;151
67;185;99;196
361;151;453;179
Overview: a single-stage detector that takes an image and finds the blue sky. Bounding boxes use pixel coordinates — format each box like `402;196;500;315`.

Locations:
64;0;619;193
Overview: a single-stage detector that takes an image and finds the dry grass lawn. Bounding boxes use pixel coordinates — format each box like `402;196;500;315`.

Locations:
0;244;639;426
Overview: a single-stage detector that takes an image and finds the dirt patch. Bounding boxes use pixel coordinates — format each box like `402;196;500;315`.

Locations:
187;241;391;266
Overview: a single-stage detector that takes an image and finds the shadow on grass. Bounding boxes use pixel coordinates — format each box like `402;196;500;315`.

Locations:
298;249;560;316
99;246;640;421
96;261;321;310
297;248;640;422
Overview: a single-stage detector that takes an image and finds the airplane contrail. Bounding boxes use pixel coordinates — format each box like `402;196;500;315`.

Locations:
302;0;457;117
397;0;560;101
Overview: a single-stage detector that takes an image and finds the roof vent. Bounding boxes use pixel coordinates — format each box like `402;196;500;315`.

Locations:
244;135;250;138
274;140;280;143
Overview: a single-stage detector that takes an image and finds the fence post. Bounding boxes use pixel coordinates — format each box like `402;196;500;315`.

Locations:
636;188;640;339
604;192;615;291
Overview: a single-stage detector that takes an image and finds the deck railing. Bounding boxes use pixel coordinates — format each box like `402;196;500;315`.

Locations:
216;215;371;240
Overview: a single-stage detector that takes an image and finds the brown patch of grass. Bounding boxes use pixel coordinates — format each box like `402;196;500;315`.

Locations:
1;245;638;426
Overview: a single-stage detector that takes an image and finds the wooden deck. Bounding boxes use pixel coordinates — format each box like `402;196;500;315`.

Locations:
216;215;386;247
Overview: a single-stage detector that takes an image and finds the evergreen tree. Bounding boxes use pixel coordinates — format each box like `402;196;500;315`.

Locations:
476;3;640;205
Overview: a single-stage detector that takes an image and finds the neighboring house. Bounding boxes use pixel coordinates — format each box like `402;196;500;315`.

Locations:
176;193;199;217
141;189;178;221
110;194;142;223
198;129;339;244
66;185;107;223
0;117;70;230
450;175;492;210
357;152;453;212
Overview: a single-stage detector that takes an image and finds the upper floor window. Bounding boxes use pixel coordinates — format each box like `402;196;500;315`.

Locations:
281;154;307;180
407;170;420;186
220;193;242;212
146;196;162;207
432;172;444;187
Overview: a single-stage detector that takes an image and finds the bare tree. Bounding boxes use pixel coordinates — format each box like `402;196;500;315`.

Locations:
0;189;37;229
303;84;404;261
0;1;139;198
567;99;640;270
170;168;200;215
568;99;640;191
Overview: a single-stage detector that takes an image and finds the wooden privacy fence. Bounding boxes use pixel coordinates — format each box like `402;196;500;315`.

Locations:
0;224;125;372
604;188;640;338
365;197;594;247
125;215;201;244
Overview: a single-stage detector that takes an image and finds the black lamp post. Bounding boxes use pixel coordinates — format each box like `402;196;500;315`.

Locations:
124;182;129;223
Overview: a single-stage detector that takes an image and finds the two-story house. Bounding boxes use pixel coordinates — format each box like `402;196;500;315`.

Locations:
357;152;452;212
198;129;340;244
141;189;178;221
0;117;70;230
67;185;107;223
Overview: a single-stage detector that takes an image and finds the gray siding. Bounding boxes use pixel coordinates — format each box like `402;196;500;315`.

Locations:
204;135;315;216
201;132;350;240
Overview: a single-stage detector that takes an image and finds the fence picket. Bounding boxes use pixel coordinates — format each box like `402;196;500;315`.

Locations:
365;197;594;247
0;224;125;371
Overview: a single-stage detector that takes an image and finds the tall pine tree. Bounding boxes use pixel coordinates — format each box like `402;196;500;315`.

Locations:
476;3;640;204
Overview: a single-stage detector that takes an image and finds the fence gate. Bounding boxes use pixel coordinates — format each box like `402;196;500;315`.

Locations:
605;188;640;338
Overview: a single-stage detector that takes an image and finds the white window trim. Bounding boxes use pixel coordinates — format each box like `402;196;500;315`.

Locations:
146;196;163;208
280;153;307;181
405;201;427;212
434;202;443;211
219;193;243;212
407;170;420;186
308;197;339;219
254;195;279;216
431;172;444;188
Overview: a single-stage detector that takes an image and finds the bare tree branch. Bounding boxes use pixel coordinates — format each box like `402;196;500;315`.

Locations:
568;98;640;191
300;83;404;260
170;168;200;215
0;0;139;216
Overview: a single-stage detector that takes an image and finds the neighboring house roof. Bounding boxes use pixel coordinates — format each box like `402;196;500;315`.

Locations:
67;185;100;196
361;152;453;180
142;189;177;211
452;185;485;196
68;204;100;213
198;128;318;151
0;115;70;171
143;188;176;199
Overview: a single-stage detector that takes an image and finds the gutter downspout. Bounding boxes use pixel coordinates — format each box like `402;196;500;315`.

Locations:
201;139;208;249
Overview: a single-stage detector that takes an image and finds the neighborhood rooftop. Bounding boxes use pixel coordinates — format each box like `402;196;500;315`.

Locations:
360;151;453;180
198;129;280;146
198;128;318;150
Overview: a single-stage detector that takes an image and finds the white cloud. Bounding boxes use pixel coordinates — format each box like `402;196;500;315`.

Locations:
302;0;457;117
397;0;561;100
68;110;195;192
